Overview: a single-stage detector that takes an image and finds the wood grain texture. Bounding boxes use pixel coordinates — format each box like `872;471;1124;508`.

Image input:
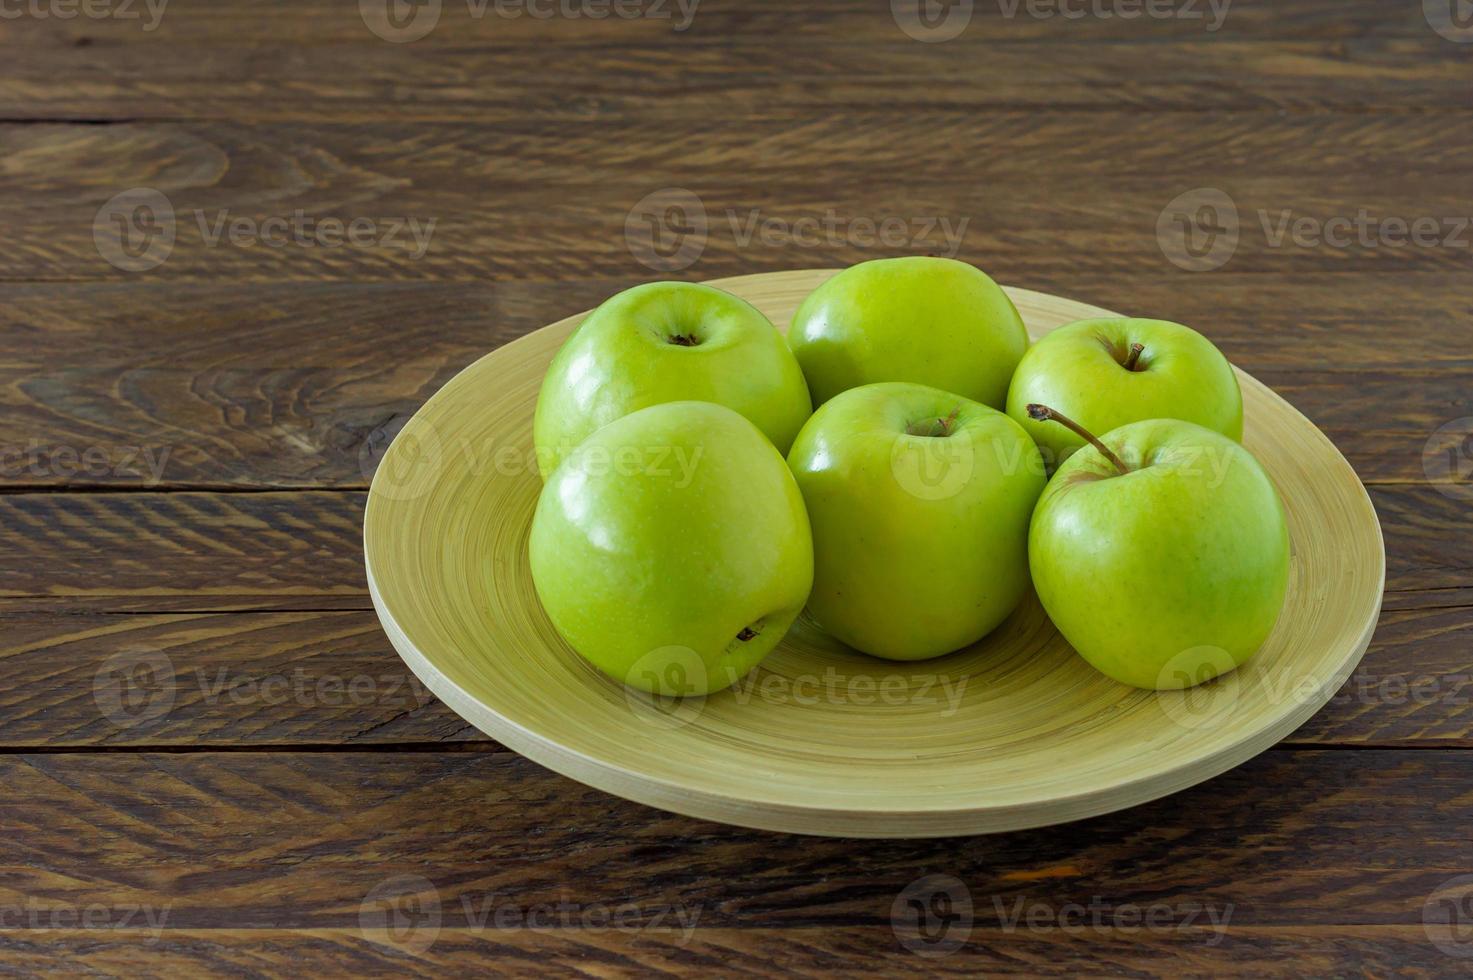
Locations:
2;0;1468;969
0;485;1463;610
4;15;1469;123
2;603;1470;750
0;749;1466;925
0;927;1452;977
1;276;1467;488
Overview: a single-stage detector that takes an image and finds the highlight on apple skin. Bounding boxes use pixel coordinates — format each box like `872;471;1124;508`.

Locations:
1006;317;1243;470
533;281;812;480
528;401;814;696
787;256;1030;409
786;381;1046;662
1027;417;1290;690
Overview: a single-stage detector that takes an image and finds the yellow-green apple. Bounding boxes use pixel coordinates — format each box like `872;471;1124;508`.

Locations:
1026;407;1289;689
787;257;1029;408
529;401;813;695
534;281;811;478
786;381;1045;661
1006;317;1242;469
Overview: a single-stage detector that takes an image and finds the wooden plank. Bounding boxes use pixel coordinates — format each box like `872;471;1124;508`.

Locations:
0;277;1467;488
0;486;1462;607
0;749;1466;927
6;115;1472;200
0;0;1449;47
0;926;1450;977
1;603;1469;749
0;611;475;747
9;173;1473;281
0;492;368;608
3;25;1469;123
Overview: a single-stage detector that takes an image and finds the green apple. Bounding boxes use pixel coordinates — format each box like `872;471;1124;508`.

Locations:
529;401;813;695
1026;409;1289;689
787;257;1029;408
1006;317;1242;469
534;281;811;479
787;382;1045;661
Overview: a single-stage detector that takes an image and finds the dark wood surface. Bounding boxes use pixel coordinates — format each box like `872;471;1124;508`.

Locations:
2;2;1470;975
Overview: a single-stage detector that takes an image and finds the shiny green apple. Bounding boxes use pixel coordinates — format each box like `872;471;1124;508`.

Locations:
529;401;813;695
787;257;1029;408
787;382;1045;661
534;281;811;479
1027;414;1289;689
1006;317;1242;469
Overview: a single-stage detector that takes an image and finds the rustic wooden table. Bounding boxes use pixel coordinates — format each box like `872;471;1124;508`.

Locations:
2;1;1470;974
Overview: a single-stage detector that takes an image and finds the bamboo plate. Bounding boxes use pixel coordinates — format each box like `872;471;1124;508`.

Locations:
364;269;1384;838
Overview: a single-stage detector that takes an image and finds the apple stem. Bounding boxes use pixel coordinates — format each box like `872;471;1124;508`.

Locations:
736;626;760;642
907;406;962;438
1123;342;1145;371
1025;404;1130;475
